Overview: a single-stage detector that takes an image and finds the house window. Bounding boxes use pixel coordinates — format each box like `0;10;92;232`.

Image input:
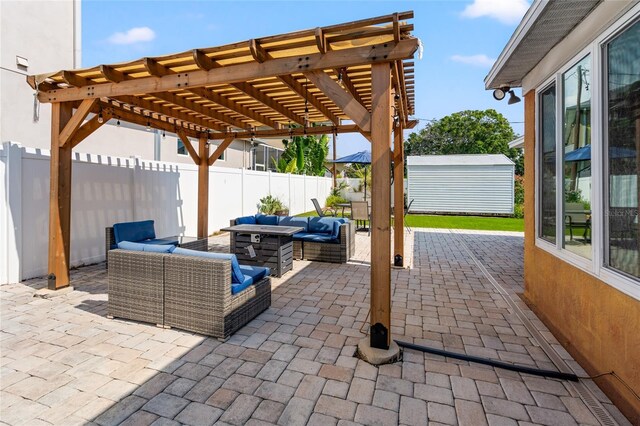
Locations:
177;138;187;156
604;20;639;279
539;84;557;243
562;56;592;258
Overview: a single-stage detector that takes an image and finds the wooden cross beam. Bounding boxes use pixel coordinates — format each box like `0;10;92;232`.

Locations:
305;70;371;133
58;98;97;147
176;129;201;165
36;39;420;104
249;37;341;125
208;137;234;166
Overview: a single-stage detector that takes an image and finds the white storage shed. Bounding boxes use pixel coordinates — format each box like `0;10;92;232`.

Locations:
407;154;515;215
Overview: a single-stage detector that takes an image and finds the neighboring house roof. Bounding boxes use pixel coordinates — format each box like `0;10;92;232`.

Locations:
485;0;601;90
407;154;514;166
508;136;525;149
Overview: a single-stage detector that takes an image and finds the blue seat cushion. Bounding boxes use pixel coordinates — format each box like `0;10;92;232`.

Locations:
309;217;341;239
232;265;270;295
256;214;279;226
117;241;176;253
141;238;179;246
113;220;155;244
236;216;257;225
278;216;309;232
292;232;338;243
172;247;245;284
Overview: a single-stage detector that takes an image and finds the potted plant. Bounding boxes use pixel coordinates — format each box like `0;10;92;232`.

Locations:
258;195;289;216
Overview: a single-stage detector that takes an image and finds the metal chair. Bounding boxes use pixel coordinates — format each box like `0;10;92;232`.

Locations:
350;201;370;236
311;198;335;217
404;199;414;233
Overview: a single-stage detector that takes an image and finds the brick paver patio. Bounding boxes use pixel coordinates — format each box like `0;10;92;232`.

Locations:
0;229;630;425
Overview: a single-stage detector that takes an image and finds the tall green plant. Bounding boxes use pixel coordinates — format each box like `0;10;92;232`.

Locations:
274;131;329;176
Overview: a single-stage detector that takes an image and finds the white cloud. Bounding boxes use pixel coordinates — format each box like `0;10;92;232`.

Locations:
108;27;155;45
450;54;496;68
461;0;530;25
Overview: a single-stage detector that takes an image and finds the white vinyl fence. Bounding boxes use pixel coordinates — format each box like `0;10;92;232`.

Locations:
0;142;331;284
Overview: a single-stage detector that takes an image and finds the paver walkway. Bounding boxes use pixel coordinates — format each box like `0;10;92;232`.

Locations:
0;229;631;425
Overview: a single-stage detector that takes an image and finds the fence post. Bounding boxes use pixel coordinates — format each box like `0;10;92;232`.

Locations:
288;173;292;215
241;167;245;216
0;142;23;284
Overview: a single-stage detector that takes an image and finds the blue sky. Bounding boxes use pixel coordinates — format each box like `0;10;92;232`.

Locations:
82;0;529;155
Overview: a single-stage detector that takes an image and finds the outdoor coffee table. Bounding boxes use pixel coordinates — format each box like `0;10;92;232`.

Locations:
221;224;303;277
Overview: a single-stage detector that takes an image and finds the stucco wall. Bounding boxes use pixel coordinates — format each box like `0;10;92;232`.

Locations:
0;0;76;148
523;91;640;422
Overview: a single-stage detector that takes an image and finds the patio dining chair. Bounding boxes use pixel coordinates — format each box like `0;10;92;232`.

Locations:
312;198;335;217
351;201;370;236
404;199;414;233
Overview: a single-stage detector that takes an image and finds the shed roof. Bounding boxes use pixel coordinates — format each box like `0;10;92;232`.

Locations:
485;0;601;90
407;154;514;166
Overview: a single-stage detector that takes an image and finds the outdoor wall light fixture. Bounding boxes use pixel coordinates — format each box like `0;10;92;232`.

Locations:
493;86;521;104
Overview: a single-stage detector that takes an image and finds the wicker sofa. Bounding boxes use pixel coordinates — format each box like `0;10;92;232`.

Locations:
230;214;355;263
108;246;271;339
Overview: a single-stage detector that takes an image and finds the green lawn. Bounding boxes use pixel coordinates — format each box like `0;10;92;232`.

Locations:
296;211;524;232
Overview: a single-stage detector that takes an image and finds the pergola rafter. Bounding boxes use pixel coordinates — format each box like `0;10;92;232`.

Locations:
28;11;417;356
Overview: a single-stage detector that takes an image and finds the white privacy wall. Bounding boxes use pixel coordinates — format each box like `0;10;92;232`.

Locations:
0;142;331;283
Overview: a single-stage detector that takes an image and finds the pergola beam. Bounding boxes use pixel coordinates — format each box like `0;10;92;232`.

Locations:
59;98;97;147
176;129;201;165
37;39;419;103
250;38;341;125
99;100;202;138
209;137;234;166
207;123;359;139
70;109;112;149
305;70;371;133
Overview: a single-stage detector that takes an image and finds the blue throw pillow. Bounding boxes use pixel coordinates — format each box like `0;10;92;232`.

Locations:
278;216;309;232
236;216;257;225
256;214;278;226
332;221;342;239
117;241;147;251
172;247;245;284
309;217;338;234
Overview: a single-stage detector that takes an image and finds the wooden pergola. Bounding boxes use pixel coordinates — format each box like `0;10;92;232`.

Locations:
28;12;418;350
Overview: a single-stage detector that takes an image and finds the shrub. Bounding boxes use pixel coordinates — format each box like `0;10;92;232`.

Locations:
514;175;524;205
330;181;349;197
514;203;524;218
258;195;287;215
326;194;348;208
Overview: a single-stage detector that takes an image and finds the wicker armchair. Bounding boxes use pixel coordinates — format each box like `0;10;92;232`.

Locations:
108;249;271;339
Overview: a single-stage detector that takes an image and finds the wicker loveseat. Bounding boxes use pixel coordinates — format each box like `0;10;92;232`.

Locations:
230;214;355;263
108;245;271;339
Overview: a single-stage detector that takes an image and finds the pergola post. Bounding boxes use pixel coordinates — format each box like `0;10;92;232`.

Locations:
47;102;74;289
369;63;393;350
393;121;404;267
332;132;337;188
197;135;209;239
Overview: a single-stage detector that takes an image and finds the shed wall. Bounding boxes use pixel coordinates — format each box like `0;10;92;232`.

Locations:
407;164;514;214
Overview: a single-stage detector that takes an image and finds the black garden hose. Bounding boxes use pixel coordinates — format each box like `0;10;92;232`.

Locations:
395;340;579;382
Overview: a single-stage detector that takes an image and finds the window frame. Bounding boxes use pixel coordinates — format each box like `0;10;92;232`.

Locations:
177;138;188;157
533;4;640;300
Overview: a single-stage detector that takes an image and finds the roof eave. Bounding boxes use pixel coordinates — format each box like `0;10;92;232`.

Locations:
484;0;548;90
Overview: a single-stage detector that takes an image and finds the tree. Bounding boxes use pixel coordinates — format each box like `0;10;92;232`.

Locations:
405;109;523;175
273;133;329;176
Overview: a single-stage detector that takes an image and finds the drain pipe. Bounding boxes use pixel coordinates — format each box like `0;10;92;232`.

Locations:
395;340;578;382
